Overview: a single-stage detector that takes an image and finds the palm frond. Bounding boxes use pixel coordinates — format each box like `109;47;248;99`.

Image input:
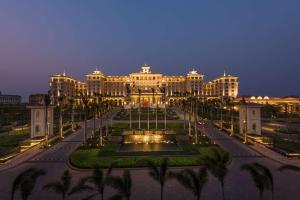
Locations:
11;168;36;200
43;182;63;193
109;194;123;200
81;193;97;200
279;165;300;172
69;177;93;195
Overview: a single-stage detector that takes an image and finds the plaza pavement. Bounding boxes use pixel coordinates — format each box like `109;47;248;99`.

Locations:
0;111;300;199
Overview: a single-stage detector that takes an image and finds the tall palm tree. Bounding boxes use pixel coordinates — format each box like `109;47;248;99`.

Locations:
44;94;51;146
182;99;187;130
138;89;141;129
80;92;89;144
107;170;132;200
145;158;170;200
70;164;115;200
193;97;199;144
11;167;46;200
57;95;65;139
170;168;208;200
241;163;274;200
200;147;230;200
43;170;72;200
68;97;75;132
91;94;98;137
151;88;157;129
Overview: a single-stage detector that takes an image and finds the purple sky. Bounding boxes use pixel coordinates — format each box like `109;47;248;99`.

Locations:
0;0;299;102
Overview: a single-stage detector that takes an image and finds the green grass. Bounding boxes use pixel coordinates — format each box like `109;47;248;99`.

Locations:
69;141;222;168
0;131;30;157
274;138;300;153
112;122;188;135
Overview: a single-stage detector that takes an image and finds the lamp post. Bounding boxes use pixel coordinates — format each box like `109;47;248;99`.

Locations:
165;101;168;130
138;89;141;130
156;100;158;130
147;98;150;130
230;109;234;136
129;102;132;130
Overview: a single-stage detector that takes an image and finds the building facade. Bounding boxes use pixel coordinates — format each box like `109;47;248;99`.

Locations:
0;91;21;105
49;64;239;106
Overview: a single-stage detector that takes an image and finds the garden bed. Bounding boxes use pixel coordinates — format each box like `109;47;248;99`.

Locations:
69;141;221;168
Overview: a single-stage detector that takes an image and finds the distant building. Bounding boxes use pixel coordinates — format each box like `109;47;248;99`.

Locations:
49;71;87;104
235;96;300;114
0;91;21;105
204;72;239;98
29;94;47;106
49;64;239;105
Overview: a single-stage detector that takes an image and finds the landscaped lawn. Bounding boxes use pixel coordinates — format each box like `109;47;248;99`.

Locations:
0;131;30;157
112;122;189;135
274;138;300;153
69;141;222;168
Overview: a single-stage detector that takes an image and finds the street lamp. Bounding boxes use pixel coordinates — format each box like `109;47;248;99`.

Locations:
165;101;168;130
243;119;247;143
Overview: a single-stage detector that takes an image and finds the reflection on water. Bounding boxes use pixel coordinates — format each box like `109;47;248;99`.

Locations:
119;143;181;152
122;130;175;144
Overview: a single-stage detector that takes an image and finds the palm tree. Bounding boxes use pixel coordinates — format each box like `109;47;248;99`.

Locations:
68;97;75;132
91;94;98;137
182;99;187;130
145;158;170;200
57;95;65;139
44;94;51;146
70;163;115;200
200;147;230;200
138;89;141;129
151;88;157;129
11;167;46;200
241;163;274;200
43;170;72;200
107;170;132;200
170;168;208;200
193;97;199;144
80;92;90;144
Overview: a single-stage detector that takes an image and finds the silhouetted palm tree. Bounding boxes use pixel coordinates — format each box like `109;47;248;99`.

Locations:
11;167;46;200
170;167;208;200
43;170;72;200
70;163;115;200
107;170;132;200
44;94;51;146
200;147;230;200
145;158;170;200
241;163;274;200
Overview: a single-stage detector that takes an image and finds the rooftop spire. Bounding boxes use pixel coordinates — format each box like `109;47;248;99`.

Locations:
223;70;226;76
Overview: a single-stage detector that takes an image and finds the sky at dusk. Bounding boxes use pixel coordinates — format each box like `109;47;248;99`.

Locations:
0;0;299;101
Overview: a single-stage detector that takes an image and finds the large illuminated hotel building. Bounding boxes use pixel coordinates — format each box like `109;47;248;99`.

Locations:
49;64;239;106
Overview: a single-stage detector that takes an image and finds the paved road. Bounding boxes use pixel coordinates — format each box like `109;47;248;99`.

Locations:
1;114;300;200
